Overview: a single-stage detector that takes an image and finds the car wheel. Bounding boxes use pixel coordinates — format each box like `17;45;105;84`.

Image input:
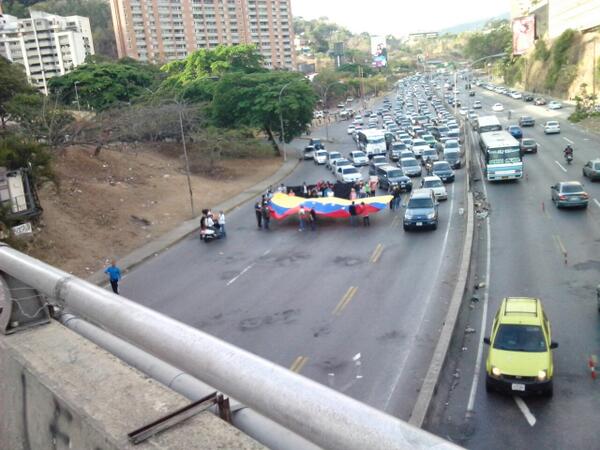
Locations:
545;383;553;398
403;225;409;231
485;378;493;393
582;169;586;177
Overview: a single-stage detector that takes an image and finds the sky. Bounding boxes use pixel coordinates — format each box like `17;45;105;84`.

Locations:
291;0;509;36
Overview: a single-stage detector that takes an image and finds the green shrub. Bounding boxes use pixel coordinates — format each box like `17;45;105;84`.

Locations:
533;39;550;61
545;29;577;90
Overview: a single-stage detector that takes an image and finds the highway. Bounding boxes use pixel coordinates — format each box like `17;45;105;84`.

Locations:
121;98;469;421
427;83;600;449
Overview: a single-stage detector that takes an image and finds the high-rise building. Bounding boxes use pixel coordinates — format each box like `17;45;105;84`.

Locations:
0;11;95;94
109;0;296;69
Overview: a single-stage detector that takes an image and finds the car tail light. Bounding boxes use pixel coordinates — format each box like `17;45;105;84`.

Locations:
580;193;589;199
559;195;567;200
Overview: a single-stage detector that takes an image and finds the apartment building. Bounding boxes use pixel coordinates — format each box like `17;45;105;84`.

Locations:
0;10;95;94
109;0;296;69
511;0;600;39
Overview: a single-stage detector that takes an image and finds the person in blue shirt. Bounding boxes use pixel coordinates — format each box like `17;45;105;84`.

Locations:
104;260;122;294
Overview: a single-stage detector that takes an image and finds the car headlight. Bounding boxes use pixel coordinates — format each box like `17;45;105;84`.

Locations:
491;366;502;377
537;370;547;381
427;212;435;219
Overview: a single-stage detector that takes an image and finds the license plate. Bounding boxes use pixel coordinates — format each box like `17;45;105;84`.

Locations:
511;383;525;392
416;222;423;226
570;196;579;201
502;176;508;180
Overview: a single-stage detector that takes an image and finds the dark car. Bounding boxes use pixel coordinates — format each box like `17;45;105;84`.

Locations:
583;159;600;181
377;164;412;192
469;90;475;97
520;138;538;154
432;161;455;183
524;94;534;102
506;125;523;140
403;188;439;231
550;181;589;209
518;116;535;127
390;142;408;161
309;138;324;150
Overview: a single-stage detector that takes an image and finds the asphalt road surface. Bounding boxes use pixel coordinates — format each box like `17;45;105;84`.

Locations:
427;83;600;449
122;97;469;421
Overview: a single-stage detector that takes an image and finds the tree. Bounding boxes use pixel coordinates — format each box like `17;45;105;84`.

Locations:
463;20;511;62
6;92;73;145
212;72;317;150
48;60;162;111
159;45;265;102
0;57;33;128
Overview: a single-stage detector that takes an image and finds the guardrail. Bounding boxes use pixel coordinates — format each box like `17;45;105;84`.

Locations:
0;244;460;450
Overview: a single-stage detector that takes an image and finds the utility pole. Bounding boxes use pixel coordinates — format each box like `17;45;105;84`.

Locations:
74;81;81;112
278;81;293;162
178;109;195;218
593;37;597;99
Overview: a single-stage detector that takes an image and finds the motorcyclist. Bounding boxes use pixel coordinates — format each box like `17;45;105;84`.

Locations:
424;157;433;175
564;145;573;157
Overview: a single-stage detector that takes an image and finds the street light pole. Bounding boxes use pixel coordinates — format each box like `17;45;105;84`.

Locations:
278;81;293;162
178;108;195;218
323;81;343;142
74;81;81;112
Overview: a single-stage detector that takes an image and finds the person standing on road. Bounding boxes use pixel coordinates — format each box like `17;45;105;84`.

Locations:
302;182;308;198
361;202;370;226
309;207;317;232
255;201;263;228
349;201;357;226
262;201;271;230
218;210;226;236
393;187;402;210
298;205;306;231
104;260;122;295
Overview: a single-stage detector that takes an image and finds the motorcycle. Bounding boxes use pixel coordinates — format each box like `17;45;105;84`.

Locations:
200;227;225;243
565;153;573;165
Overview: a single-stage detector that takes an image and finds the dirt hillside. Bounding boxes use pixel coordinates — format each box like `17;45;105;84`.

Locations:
23;145;281;277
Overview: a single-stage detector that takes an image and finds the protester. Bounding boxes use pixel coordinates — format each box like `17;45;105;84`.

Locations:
262;201;271;230
349;187;357;201
349;201;357;226
361;202;370;226
302;182;308;197
298;205;306;231
255;201;263;228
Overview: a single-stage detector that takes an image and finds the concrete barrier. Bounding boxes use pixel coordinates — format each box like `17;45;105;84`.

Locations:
0;321;264;450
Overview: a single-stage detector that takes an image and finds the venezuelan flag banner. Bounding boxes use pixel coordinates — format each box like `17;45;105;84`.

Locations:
268;193;393;220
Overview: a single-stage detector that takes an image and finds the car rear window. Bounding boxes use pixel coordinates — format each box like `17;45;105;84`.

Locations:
329;152;341;159
435;162;451;170
493;324;547;352
343;167;358;174
561;184;584;193
522;139;535;145
387;170;403;178
593;163;600;170
408;197;433;208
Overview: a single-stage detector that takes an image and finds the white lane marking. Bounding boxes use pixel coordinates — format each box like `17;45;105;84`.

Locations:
563;137;574;144
262;249;272;256
226;263;255;286
382;181;456;412
594;199;600;209
555;160;567;172
467;134;491;414
514;396;537;427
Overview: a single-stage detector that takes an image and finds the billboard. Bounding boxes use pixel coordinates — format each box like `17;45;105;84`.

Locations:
371;35;387;68
512;15;535;56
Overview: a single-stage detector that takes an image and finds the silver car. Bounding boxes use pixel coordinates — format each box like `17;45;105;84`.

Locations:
550;181;589;209
544;121;560;134
400;157;422;177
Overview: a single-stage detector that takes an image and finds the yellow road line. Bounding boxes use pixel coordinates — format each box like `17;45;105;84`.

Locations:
370;244;384;263
333;286;358;315
290;356;308;373
553;235;567;257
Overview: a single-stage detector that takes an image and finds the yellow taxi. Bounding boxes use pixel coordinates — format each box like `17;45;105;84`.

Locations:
484;297;558;397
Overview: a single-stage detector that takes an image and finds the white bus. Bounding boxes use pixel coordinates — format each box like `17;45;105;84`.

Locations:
356;129;387;157
480;131;523;181
477;115;502;134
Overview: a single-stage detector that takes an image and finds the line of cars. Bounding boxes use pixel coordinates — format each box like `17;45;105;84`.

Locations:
477;81;563;109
